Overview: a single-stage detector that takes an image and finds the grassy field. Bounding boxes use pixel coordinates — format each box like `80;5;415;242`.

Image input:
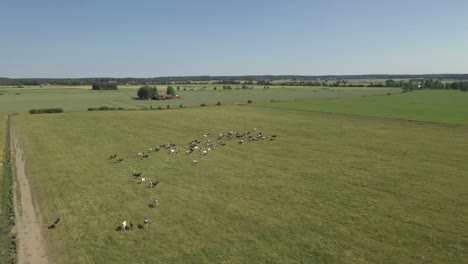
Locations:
258;90;468;125
0;85;399;114
11;105;468;263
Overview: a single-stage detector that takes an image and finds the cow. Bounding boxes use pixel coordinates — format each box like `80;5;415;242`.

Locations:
153;199;159;207
116;158;124;163
53;218;61;227
121;220;127;231
192;160;199;165
109;154;117;159
149;181;159;188
141;176;148;183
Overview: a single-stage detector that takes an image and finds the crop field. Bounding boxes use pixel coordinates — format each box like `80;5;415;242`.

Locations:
0;85;399;114
258;90;468;125
11;105;468;263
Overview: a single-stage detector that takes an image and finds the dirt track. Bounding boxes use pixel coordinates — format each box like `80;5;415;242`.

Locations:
10;126;48;264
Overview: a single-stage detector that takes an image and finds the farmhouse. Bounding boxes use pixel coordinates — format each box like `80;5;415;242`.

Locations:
151;92;181;100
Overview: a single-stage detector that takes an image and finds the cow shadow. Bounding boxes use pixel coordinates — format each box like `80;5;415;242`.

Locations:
116;226;132;231
137;224;144;229
148;203;156;208
48;224;56;230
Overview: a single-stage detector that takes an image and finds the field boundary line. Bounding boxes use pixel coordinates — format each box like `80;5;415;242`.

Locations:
113;100;147;109
248;104;468;128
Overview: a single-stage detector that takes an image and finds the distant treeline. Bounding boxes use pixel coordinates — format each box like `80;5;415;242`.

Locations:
400;79;468;92
1;74;467;86
29;108;64;114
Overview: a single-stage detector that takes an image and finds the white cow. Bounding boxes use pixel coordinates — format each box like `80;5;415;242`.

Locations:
121;220;127;231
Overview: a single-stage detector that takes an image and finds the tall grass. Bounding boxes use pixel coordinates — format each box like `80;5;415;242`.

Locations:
0;115;16;264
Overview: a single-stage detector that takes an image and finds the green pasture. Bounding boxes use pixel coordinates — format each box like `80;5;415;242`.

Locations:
0;85;399;114
258;90;468;125
12;106;468;263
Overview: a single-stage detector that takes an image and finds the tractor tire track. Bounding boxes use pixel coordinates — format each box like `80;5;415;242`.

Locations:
10;125;48;264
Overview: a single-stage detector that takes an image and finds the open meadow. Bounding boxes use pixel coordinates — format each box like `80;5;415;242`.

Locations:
258;90;468;125
0;85;399;114
10;103;468;263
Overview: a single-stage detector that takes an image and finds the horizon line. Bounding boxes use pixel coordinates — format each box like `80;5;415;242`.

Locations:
2;73;468;79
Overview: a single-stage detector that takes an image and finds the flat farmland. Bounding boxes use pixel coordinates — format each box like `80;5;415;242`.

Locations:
258;90;468;125
0;86;399;114
11;105;468;263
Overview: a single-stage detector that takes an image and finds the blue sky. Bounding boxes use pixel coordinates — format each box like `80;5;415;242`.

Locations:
1;0;467;77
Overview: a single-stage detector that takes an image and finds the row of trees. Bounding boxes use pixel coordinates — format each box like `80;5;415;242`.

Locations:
401;80;468;92
137;85;177;99
91;82;118;90
2;74;468;86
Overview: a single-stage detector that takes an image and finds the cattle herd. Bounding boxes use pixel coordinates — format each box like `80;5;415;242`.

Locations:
108;128;277;231
47;128;276;231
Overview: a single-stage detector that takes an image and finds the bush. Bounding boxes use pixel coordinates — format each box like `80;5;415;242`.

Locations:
92;82;118;90
98;106;110;111
166;105;170;109
157;106;162;110
118;107;125;110
216;102;222;106
200;103;206;107
179;104;183;108
29;108;64;114
247;100;252;104
88;107;98;111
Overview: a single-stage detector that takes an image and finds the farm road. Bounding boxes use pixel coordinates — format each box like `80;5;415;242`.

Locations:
10;126;49;264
